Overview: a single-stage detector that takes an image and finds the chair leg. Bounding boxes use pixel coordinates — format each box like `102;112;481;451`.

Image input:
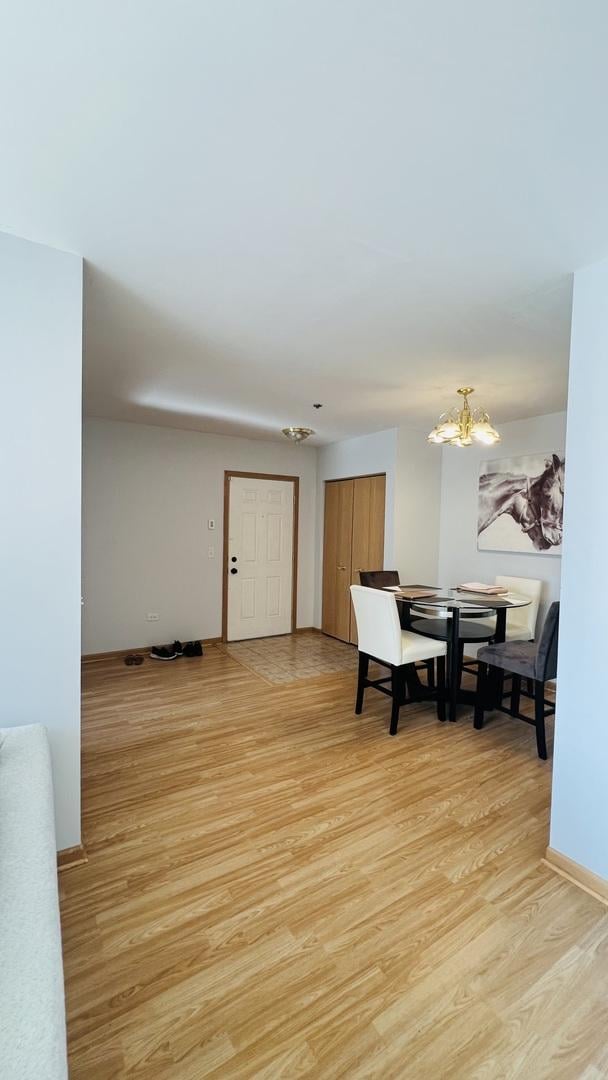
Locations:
390;666;404;736
486;662;503;710
474;661;487;729
526;677;534;697
436;655;446;723
456;641;465;692
355;652;369;714
534;680;548;760
426;658;435;690
404;663;421;701
449;647;459;723
511;674;521;717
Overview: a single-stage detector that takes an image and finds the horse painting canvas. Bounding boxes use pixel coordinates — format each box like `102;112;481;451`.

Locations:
478;453;565;555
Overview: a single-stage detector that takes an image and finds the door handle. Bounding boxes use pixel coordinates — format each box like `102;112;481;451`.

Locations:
337;565;346;571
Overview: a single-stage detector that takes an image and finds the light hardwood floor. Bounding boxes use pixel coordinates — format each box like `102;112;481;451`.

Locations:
61;643;608;1078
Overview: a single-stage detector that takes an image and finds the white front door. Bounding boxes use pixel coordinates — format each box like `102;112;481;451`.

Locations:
227;475;295;641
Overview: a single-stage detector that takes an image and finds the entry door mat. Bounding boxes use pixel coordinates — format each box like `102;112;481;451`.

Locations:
221;631;358;685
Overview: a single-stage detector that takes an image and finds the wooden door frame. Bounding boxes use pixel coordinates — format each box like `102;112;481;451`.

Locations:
324;471;386;484
222;471;300;643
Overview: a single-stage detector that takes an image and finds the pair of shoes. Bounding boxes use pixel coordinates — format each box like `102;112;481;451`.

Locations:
183;640;203;657
150;640;183;662
150;640;202;661
124;653;144;666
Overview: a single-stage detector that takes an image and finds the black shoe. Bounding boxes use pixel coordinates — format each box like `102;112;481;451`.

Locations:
150;645;178;661
172;640;184;656
183;641;203;657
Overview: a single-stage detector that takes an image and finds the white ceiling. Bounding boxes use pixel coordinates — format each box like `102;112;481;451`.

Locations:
2;1;607;443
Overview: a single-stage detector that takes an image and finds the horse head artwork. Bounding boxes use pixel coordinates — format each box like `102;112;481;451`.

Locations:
478;454;565;552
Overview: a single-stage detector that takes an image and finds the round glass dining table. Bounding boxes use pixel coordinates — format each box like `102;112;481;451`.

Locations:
387;586;531;722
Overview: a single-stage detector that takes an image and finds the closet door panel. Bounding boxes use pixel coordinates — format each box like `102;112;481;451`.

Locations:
322;479;354;641
350;474;386;643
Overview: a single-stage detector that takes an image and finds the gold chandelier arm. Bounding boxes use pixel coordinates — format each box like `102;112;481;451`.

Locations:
427;387;500;447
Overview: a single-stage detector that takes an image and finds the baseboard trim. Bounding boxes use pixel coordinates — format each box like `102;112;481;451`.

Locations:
543;847;608;907
82;638;222;663
82;646;147;663
58;844;88;871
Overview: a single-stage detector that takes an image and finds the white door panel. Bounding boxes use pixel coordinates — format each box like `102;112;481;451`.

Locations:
227;476;295;640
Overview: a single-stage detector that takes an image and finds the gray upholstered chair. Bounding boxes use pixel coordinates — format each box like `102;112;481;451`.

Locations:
473;602;559;759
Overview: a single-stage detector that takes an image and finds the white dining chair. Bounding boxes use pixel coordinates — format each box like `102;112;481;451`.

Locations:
471;575;542;645
350;585;447;735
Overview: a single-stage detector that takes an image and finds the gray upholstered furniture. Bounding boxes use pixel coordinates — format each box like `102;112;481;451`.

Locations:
0;725;68;1080
474;601;560;759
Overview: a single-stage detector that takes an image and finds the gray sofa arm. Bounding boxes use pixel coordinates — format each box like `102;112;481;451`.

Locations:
0;724;68;1080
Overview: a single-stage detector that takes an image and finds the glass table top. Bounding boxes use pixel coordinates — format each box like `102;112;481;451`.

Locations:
385;586;531;610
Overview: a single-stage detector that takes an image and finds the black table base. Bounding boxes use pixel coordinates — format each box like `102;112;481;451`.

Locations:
401;602;508;723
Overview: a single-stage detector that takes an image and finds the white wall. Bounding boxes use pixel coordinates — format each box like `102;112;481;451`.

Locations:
314;429;398;624
0;232;82;851
394;426;442;585
437;412;566;625
82;419;318;652
314;425;443;624
549;257;608;881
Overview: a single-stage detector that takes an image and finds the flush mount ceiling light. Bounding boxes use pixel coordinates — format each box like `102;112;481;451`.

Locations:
427;387;501;448
282;426;315;444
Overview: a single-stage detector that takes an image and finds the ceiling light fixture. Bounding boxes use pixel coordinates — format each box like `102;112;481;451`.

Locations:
427;387;501;448
282;426;315;444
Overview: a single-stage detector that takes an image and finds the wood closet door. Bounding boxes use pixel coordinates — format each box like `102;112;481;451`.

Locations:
350;474;386;643
322;479;354;641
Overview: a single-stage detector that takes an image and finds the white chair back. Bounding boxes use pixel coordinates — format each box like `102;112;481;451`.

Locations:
496;575;542;640
350;585;403;666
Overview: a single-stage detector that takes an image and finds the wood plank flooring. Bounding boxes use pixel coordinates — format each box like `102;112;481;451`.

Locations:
61;643;608;1078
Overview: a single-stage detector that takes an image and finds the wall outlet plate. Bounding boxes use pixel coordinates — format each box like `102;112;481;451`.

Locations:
146;613;160;622
208;518;216;530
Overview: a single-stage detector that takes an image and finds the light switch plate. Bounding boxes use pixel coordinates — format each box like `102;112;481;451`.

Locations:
208;518;216;530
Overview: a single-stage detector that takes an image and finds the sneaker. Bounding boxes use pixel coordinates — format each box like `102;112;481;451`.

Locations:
150;645;178;661
183;641;203;657
172;640;184;657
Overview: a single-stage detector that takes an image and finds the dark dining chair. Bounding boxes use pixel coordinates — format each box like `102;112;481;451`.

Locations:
358;570;435;687
473;601;560;759
358;569;400;590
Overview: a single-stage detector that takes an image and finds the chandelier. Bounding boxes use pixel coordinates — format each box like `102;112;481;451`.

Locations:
282;426;315;444
427;387;500;448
